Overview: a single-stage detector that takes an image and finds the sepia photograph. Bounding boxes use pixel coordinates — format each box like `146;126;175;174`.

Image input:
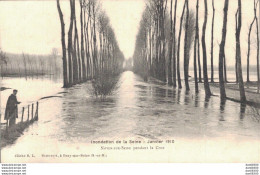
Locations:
0;0;260;164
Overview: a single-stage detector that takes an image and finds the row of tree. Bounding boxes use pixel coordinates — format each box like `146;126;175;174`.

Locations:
133;0;260;103
56;0;124;88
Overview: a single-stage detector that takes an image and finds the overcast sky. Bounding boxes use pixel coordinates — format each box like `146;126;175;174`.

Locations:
0;0;259;66
0;0;145;59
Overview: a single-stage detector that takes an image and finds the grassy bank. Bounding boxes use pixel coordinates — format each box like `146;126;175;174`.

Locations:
1;118;38;148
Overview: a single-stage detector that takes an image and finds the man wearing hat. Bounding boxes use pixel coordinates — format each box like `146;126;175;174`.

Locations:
4;89;21;127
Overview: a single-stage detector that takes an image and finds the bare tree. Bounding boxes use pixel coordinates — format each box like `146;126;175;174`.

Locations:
183;8;195;92
176;1;186;89
73;0;80;84
210;0;215;82
0;49;8;77
254;0;260;83
167;0;173;85
56;0;69;87
172;0;178;87
51;48;58;75
202;0;211;97
183;0;190;91
194;0;200;93
219;0;229;102
235;0;246;103
246;0;257;82
80;0;87;82
22;53;28;78
224;53;228;82
0;49;7;65
67;0;75;85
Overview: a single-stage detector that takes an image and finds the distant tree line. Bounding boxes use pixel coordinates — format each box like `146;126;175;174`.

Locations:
133;0;260;104
0;49;61;78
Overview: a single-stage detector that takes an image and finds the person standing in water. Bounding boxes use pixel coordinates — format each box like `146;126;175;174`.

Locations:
4;89;21;127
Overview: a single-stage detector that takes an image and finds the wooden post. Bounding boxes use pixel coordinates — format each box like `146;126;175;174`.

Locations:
21;107;24;122
27;105;30;121
6;119;8;131
35;102;39;121
31;104;34;120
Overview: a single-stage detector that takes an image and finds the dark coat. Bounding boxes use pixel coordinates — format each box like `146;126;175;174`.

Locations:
4;94;19;120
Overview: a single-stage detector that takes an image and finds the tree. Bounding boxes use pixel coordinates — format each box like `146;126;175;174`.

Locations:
176;1;186;89
84;1;91;79
0;49;8;78
0;49;7;65
172;0;178;87
246;0;257;82
219;0;229;102
223;53;228;82
196;1;202;83
22;53;28;78
194;0;199;93
254;0;260;83
51;48;58;75
235;0;246;102
73;1;80;84
183;8;195;92
201;0;211;97
183;0;190;91
80;0;87;82
210;0;215;83
67;0;75;85
56;0;69;87
168;0;173;85
197;27;202;83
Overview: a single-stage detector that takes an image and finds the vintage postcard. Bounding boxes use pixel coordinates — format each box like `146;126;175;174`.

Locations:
0;0;260;163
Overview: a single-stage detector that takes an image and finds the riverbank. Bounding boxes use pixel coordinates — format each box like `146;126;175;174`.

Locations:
1;120;34;148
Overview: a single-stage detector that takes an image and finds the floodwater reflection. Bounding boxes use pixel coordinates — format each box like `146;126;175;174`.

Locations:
1;71;260;149
56;71;260;140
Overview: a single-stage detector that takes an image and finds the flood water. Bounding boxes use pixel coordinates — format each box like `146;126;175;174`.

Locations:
1;71;260;163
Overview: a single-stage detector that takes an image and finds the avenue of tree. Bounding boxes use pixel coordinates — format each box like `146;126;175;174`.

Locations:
133;0;260;104
57;0;124;88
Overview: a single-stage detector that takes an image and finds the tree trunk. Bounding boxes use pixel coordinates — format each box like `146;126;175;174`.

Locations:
89;3;95;78
92;2;98;77
194;0;199;93
75;22;81;83
68;0;74;85
236;0;246;103
247;10;256;82
56;0;68;87
172;0;178;87
177;2;186;89
184;0;190;91
202;0;211;97
197;27;202;83
80;0;87;82
224;52;227;82
73;3;80;84
168;0;173;85
219;0;229;102
210;0;215;83
254;0;260;83
84;6;91;79
149;25;152;76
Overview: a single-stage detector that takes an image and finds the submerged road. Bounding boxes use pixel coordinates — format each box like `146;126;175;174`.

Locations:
1;71;260;162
